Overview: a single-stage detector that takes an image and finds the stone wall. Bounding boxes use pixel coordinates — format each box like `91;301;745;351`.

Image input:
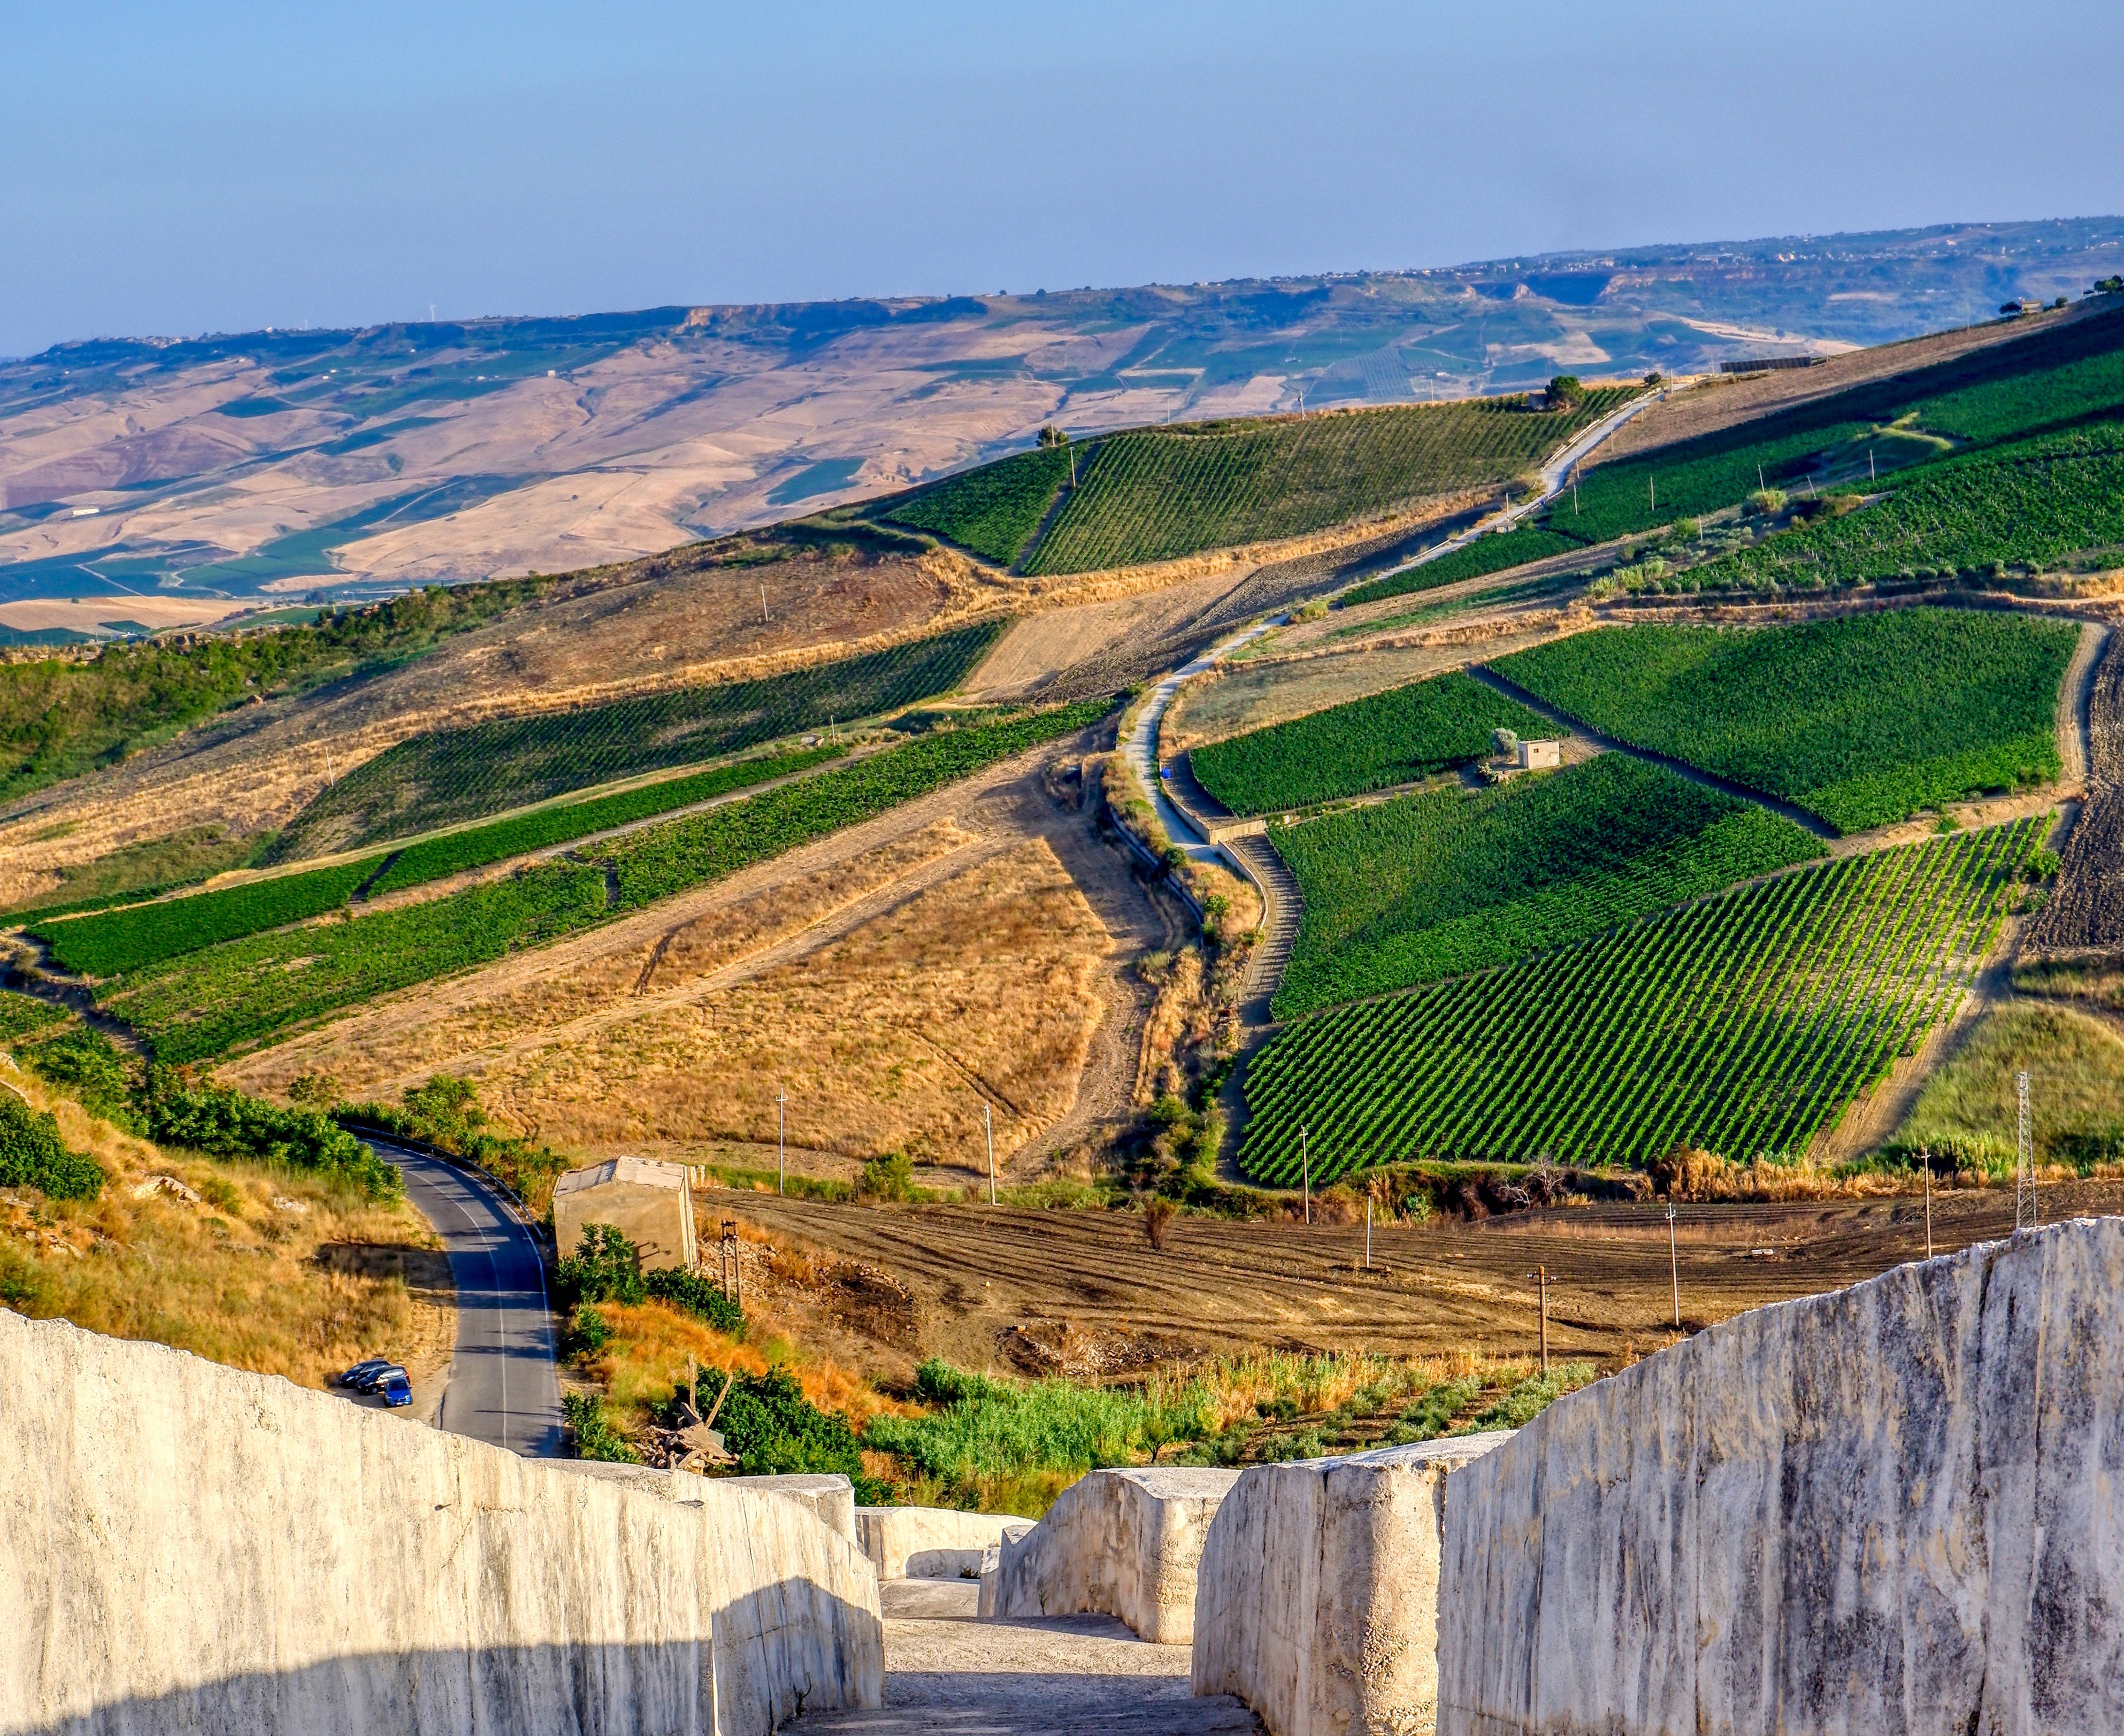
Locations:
1436;1218;2124;1736
0;1310;881;1736
988;1466;1239;1643
855;1506;1032;1580
1191;1435;1511;1736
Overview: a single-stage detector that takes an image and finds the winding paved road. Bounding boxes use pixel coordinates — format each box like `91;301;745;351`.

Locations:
370;1135;563;1457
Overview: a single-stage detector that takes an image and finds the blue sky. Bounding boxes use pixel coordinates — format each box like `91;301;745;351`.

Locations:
4;0;2120;356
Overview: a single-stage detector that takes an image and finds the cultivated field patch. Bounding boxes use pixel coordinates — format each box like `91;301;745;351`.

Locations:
1022;394;1632;577
1189;671;1549;816
1270;754;1825;1017
1491;610;2077;834
1244;819;2039;1180
881;448;1072;566
272;620;1008;858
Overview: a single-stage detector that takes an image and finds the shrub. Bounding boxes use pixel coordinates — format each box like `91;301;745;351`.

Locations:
714;1367;871;1485
553;1223;646;1307
563;1390;638;1462
1144;1196;1178;1251
145;1070;401;1199
643;1265;745;1336
0;1094;105;1200
24;1026;137;1130
1747;488;1788;514
856;1150;917;1201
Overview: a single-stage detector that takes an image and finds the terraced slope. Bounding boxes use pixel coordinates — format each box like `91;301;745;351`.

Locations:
1020;393;1634;577
1491;610;2077;835
270;621;1006;859
1243;819;2039;1179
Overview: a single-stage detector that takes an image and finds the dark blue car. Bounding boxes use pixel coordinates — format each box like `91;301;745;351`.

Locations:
379;1372;413;1409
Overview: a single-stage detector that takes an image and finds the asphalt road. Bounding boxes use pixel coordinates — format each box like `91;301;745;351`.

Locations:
373;1136;563;1457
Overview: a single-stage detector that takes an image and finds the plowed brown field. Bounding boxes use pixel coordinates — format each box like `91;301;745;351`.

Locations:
709;1180;2124;1376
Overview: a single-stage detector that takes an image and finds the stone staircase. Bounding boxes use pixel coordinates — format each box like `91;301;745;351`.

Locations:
799;1580;1261;1735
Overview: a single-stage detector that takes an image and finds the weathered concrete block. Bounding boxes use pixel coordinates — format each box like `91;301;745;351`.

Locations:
729;1473;858;1544
1190;1435;1512;1735
989;1466;1240;1643
1436;1217;2124;1736
0;1309;881;1736
855;1505;1033;1580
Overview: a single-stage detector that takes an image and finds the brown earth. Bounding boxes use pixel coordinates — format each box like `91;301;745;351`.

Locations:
2032;627;2124;954
1592;298;2110;465
706;1180;2124;1379
218;732;1187;1178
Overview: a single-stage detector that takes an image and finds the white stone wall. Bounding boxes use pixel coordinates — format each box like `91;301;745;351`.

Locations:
988;1466;1239;1643
1436;1217;2124;1736
854;1505;1033;1580
0;1310;881;1736
1191;1435;1512;1736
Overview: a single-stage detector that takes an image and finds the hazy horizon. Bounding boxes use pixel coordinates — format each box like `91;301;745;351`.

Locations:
7;0;2122;358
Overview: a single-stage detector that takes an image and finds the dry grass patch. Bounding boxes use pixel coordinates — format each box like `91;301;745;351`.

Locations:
479;838;1109;1169
218;820;980;1101
0;1066;451;1388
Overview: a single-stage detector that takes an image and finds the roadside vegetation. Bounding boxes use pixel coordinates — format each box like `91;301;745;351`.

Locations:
0;1004;445;1387
1188;671;1548;815
1271;755;1824;1017
1491;610;2076;835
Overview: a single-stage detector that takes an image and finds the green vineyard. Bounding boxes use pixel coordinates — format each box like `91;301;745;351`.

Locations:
1491;609;2076;835
1241;818;2041;1179
270;620;1007;858
1551;305;2124;548
1022;392;1633;577
880;448;1071;565
1188;671;1547;816
1270;755;1823;1017
1694;425;2124;595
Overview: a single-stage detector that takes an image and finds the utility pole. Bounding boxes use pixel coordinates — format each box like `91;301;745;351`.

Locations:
983;1100;996;1206
1530;1264;1550;1373
1758;463;1766;492
1666;1202;1681;1330
2015;1070;2037;1232
1300;1125;1311;1225
776;1088;788;1196
1870;448;1877;483
761;586;769;625
1573;480;1579;514
1922;1146;1933;1259
1650;476;1657;510
1365;1194;1372;1269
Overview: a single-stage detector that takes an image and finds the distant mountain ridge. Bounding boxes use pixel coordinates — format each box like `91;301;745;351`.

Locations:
4;215;2120;636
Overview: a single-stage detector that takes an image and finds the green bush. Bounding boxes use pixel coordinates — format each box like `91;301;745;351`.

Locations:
714;1368;874;1488
856;1151;917;1202
144;1071;401;1199
563;1390;639;1462
24;1027;138;1129
643;1265;745;1336
0;1094;105;1200
864;1359;1213;1480
554;1223;647;1307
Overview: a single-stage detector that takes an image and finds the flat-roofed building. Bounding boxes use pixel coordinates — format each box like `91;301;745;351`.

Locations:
552;1156;697;1272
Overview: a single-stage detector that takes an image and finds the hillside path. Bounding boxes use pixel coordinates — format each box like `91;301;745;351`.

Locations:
798;1580;1259;1735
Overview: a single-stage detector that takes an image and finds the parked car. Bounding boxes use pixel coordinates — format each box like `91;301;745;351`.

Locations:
338;1358;392;1389
354;1363;408;1395
379;1372;413;1409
